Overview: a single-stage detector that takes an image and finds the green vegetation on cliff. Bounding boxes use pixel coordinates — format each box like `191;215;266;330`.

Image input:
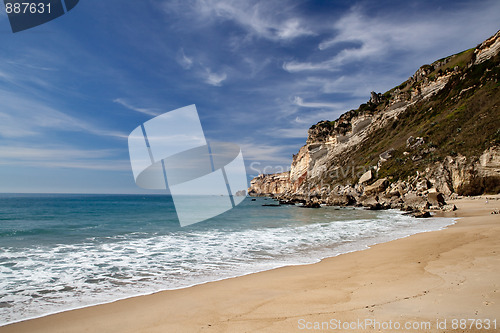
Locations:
311;49;499;190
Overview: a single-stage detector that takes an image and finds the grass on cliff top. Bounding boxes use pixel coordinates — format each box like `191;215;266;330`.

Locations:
383;48;475;95
433;48;475;72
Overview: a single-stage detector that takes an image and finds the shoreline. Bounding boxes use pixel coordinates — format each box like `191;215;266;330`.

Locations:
0;209;455;327
0;214;455;328
1;195;499;332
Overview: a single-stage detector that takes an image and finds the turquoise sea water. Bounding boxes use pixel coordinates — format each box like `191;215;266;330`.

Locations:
0;194;454;325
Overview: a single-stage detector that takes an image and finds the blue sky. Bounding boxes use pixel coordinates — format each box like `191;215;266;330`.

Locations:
0;0;499;193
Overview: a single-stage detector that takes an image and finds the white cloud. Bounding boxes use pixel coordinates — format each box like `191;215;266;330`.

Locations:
283;2;500;73
0;145;129;171
171;46;228;86
283;60;337;73
163;0;314;41
113;98;159;117
0;89;126;139
272;127;308;139
0;146;113;159
304;73;405;99
203;68;227;86
316;8;438;63
292;96;343;109
177;48;194;69
240;141;297;163
276;18;313;40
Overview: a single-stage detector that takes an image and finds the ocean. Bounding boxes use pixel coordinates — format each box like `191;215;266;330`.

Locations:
0;194;455;325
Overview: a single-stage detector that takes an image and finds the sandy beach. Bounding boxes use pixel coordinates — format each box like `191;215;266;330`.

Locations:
1;196;499;333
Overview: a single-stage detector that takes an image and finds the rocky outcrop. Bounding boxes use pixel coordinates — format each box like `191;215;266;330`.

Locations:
363;178;389;196
248;30;500;213
248;172;290;197
477;146;500;178
474;30;500;65
358;170;373;184
427;190;445;205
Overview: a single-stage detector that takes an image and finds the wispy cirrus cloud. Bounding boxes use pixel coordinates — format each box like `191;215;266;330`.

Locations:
283;2;500;73
175;48;228;86
303;74;398;99
177;48;194;69
282;60;337;73
0;146;115;160
163;0;314;42
203;68;227;86
113;98;160;117
240;141;298;164
292;96;343;109
0;89;126;139
271;127;308;139
0;145;130;170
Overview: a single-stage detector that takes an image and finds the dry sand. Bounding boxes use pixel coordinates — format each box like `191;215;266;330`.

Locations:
1;196;499;332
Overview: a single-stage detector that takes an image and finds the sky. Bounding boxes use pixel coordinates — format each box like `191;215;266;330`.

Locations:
0;0;499;193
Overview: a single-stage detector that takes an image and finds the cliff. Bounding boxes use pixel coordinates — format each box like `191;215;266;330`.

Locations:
249;30;500;211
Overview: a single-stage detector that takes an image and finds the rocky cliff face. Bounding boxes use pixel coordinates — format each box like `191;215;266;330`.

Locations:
249;172;291;196
249;30;500;210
